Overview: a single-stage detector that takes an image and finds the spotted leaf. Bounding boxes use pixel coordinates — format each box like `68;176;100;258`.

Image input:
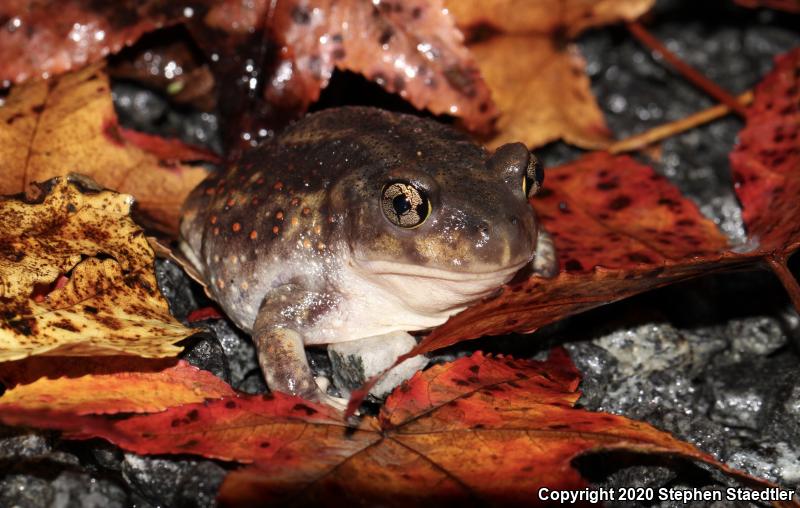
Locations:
0;177;193;361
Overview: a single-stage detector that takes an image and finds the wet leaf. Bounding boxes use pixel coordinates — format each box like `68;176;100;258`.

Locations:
0;62;208;234
263;0;496;132
0;359;234;414
1;0;496;139
2;351;782;506
447;0;655;149
0;177;193;361
734;0;800;13
730;48;800;258
0;0;181;84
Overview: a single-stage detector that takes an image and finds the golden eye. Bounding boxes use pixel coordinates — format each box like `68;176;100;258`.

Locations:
381;181;431;228
524;154;544;197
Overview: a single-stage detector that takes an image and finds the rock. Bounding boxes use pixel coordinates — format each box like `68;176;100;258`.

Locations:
179;333;231;384
202;319;258;388
0;430;51;459
121;454;226;508
49;471;128;508
0;429;128;508
154;259;199;322
725;316;787;359
237;370;268;394
0;475;54;508
328;331;429;399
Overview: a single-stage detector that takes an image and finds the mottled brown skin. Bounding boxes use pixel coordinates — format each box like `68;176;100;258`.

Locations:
180;106;554;404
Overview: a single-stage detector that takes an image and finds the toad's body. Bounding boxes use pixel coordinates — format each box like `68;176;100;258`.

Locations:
180;106;554;403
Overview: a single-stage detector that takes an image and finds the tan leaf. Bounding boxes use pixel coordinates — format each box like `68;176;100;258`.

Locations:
447;0;655;37
0;360;234;415
0;177;193;361
447;0;655;149
0;62;208;234
471;36;611;150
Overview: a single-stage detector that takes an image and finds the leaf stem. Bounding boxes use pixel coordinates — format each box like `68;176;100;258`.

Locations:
765;255;800;314
608;91;753;154
626;21;748;118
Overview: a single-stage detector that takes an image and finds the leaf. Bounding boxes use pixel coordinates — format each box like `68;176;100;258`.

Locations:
1;0;496;138
263;0;497;132
469;36;612;150
0;0;174;84
0;177;193;361
733;0;800;13
412;47;800;355
416;153;736;354
0;62;208;234
3;351;786;506
446;0;655;149
0;360;234;414
730;48;800;258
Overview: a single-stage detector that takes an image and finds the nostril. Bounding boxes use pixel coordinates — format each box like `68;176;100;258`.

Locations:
478;221;490;235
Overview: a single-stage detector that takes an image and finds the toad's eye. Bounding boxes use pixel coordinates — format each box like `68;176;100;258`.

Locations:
523;154;544;198
381;181;431;229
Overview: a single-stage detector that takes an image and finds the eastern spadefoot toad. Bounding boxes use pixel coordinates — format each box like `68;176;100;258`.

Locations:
180;106;556;405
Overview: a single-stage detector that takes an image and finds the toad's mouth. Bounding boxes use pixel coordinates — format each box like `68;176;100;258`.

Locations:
347;256;531;320
354;258;530;284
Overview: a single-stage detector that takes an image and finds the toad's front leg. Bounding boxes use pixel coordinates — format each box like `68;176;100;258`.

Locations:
252;284;346;409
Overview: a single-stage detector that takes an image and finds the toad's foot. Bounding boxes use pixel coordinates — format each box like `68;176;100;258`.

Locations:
314;376;351;413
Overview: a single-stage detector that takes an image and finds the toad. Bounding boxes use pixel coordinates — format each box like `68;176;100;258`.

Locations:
180;106;556;405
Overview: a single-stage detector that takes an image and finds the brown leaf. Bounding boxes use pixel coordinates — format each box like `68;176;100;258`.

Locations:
0;360;234;414
734;0;800;13
0;351;792;506
0;177;193;361
0;62;208;234
266;0;497;132
0;0;179;84
1;0;496;141
447;0;655;149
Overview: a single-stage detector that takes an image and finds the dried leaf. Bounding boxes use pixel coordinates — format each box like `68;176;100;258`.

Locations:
447;0;655;149
0;62;208;234
470;36;611;150
0;351;791;506
0;360;234;414
0;177;193;361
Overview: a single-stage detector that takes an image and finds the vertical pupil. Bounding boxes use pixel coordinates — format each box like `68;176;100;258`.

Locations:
393;194;411;214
